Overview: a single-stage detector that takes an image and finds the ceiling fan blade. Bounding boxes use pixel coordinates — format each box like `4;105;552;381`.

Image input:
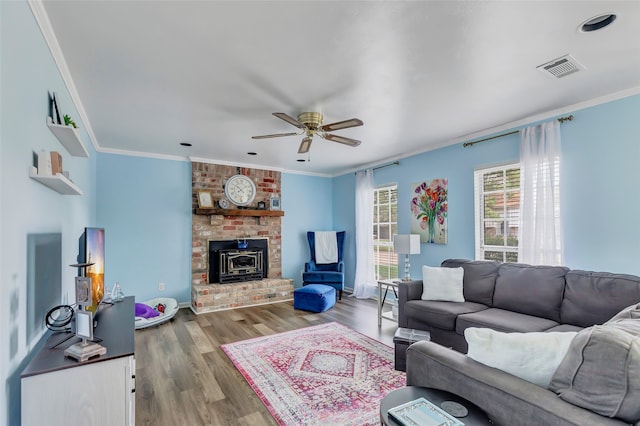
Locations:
323;133;361;147
298;137;312;154
320;118;363;132
273;112;306;129
251;132;300;139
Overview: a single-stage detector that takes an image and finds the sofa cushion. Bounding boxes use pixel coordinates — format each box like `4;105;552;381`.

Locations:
560;271;640;327
441;259;498;306
302;270;343;283
549;321;640;423
421;265;464;302
493;263;568;322
456;308;559;335
404;300;488;331
465;328;577;387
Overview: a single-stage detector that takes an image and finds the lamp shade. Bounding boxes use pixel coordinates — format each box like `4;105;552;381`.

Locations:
393;234;421;255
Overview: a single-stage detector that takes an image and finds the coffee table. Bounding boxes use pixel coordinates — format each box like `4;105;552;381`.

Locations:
380;386;492;425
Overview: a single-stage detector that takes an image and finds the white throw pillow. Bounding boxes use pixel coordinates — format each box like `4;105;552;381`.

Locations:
421;266;465;302
465;327;577;388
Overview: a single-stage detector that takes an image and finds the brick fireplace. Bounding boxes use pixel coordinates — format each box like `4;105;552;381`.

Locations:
190;162;293;314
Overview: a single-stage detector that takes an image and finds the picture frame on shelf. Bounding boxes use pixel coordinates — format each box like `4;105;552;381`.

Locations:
52;92;62;125
270;196;280;211
197;190;214;208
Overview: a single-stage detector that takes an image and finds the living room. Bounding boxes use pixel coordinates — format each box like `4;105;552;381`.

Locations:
2;1;640;425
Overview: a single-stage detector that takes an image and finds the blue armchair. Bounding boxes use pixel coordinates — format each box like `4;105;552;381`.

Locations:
303;231;346;300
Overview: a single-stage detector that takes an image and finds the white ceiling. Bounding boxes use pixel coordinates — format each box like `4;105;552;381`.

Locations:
38;1;640;176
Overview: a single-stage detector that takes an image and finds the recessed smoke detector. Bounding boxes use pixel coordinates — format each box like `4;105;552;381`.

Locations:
537;54;585;79
579;13;617;32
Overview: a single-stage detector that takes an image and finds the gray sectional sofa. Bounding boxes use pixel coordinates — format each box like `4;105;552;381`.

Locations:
397;259;640;426
398;259;640;353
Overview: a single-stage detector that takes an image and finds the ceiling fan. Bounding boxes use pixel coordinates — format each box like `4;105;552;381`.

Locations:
252;112;363;154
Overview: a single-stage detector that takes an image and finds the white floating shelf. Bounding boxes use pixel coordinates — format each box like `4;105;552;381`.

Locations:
46;117;89;157
30;171;83;195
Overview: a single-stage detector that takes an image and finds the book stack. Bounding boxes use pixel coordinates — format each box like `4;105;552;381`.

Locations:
50;151;63;175
37;150;68;178
37;150;52;175
388;398;465;426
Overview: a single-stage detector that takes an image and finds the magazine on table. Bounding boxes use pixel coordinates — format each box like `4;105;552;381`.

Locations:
388;397;465;426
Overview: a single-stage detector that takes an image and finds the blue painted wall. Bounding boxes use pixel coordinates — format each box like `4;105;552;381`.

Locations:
281;173;334;288
332;173;357;290
333;135;519;285
335;94;640;280
94;161;335;301
1;2;96;423
96;153;192;302
561;95;640;273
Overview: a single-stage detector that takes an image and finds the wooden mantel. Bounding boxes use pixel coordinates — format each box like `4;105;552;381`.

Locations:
194;208;284;217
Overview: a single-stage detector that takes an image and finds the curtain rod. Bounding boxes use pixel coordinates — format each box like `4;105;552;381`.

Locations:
355;161;400;175
463;115;574;148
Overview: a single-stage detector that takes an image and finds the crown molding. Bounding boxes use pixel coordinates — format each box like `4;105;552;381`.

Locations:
24;1;640;179
450;86;640;146
335;86;640;178
96;146;189;162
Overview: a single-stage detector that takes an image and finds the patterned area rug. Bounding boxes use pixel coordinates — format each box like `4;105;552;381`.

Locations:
221;322;405;425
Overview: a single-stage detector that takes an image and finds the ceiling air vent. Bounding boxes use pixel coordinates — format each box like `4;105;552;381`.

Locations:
537;54;585;79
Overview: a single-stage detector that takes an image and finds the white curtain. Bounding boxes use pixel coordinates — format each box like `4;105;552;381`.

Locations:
352;169;376;298
518;120;563;265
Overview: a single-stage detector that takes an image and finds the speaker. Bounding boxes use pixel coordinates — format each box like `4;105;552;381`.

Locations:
75;276;92;306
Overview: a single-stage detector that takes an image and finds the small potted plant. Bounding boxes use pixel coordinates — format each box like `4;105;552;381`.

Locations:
63;114;78;129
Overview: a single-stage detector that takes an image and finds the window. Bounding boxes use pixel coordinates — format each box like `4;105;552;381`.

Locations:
474;164;520;262
373;184;398;280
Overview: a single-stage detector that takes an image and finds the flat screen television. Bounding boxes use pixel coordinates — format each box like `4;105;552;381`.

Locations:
77;227;105;311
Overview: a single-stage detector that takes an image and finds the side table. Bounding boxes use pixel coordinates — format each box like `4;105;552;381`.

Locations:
377;279;400;327
380;386;492;425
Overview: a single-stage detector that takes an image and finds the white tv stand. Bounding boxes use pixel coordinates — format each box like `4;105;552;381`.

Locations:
21;297;136;425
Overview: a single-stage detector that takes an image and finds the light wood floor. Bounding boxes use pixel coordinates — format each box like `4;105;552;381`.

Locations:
134;296;398;425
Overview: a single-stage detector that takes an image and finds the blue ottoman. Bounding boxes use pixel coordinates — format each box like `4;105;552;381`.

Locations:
294;284;336;313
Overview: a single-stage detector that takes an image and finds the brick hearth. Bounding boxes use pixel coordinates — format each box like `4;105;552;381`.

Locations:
191;162;293;314
191;278;294;313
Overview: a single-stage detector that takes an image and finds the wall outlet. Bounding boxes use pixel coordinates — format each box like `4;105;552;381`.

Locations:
159;282;165;291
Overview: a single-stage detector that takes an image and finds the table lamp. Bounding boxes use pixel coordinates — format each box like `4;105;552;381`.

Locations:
394;234;421;281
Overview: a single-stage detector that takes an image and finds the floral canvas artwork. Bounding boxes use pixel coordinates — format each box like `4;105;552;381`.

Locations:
410;178;448;244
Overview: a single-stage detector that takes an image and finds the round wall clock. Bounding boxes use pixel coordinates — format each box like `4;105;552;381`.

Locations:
224;174;256;206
